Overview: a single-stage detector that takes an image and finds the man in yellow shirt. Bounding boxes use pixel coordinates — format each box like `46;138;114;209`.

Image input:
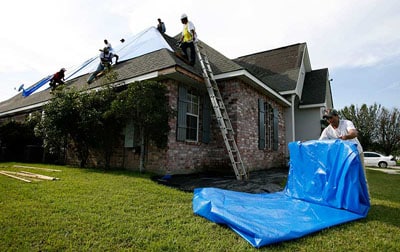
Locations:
179;13;197;66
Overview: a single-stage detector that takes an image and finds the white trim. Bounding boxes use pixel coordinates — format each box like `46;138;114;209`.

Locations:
0;71;161;117
280;90;295;95
299;103;326;109
119;71;159;86
214;70;291;106
0;101;49;117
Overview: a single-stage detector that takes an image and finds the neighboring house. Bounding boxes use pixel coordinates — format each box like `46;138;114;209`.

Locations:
0;27;333;175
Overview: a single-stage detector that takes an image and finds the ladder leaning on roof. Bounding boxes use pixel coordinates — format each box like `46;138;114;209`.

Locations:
194;42;249;180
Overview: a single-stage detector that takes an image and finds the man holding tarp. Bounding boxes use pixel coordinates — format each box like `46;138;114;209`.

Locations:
193;140;370;247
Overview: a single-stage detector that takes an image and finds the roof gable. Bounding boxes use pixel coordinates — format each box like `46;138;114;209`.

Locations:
300;68;329;105
234;43;307;92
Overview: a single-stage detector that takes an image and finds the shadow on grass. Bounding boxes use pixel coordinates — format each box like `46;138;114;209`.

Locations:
78;166;153;178
366;204;400;228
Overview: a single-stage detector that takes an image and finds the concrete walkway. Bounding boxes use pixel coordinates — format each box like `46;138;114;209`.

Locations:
366;166;400;174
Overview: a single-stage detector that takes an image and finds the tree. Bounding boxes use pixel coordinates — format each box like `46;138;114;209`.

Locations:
36;84;124;168
87;86;123;169
376;107;400;155
340;103;400;155
110;80;172;172
340;103;381;151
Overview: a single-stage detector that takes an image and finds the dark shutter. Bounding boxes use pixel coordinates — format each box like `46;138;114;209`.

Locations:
202;95;211;143
258;99;265;149
273;108;279;151
177;85;187;141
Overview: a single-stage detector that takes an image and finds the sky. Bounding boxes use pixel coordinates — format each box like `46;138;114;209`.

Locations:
1;0;399;110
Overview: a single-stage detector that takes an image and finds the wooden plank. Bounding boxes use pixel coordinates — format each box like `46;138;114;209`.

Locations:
13;165;61;172
0;171;31;183
19;171;59;181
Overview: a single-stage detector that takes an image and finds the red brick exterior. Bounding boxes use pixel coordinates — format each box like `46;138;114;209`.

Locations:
65;77;287;175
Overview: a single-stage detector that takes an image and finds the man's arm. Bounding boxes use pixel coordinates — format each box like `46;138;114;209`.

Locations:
340;128;358;140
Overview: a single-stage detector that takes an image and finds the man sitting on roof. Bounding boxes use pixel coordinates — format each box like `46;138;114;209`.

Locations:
49;68;66;91
87;47;119;84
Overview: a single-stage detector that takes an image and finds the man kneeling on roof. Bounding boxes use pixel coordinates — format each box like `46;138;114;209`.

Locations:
87;47;119;84
49;68;66;91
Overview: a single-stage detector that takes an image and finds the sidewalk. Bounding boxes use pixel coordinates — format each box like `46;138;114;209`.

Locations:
366;166;400;174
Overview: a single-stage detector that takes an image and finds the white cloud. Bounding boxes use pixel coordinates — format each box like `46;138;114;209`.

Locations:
1;0;400;105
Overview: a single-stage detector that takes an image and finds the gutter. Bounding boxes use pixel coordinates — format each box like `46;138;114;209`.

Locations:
0;101;49;117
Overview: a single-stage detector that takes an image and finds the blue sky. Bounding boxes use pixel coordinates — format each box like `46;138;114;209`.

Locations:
1;0;399;110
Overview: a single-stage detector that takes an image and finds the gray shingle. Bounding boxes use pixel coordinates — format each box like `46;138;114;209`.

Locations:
301;68;328;105
234;43;306;92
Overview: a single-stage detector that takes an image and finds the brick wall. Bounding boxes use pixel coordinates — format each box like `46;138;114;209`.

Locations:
67;77;287;174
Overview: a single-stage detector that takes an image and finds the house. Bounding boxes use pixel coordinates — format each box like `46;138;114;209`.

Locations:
234;43;334;144
0;27;333;175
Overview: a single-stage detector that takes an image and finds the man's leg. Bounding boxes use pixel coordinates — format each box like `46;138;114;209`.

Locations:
87;64;104;84
189;42;196;66
180;42;190;61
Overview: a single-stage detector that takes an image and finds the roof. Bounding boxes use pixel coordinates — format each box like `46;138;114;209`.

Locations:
0;27;249;117
300;68;329;105
234;43;307;92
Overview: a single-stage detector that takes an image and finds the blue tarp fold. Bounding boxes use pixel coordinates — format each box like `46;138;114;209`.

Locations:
193;140;370;247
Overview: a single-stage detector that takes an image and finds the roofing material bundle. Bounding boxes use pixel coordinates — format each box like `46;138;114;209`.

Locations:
193;140;370;247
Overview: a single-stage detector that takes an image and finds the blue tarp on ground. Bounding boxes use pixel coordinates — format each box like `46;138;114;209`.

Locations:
193;140;370;248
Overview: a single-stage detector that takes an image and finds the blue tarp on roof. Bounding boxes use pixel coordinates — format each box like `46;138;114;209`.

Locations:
65;26;173;81
20;27;173;97
193;140;370;248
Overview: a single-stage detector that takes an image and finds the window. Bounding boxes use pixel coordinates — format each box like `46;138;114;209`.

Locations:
259;99;279;150
177;85;209;142
186;91;199;141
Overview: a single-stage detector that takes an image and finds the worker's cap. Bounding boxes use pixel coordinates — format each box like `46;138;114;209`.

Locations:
323;109;338;119
181;13;188;20
61;68;66;72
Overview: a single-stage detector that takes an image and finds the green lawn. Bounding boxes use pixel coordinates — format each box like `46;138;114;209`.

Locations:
0;163;399;251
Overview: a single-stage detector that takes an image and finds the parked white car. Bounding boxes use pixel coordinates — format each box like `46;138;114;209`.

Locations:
363;151;397;168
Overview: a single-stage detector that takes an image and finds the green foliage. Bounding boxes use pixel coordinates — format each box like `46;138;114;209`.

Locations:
0;163;399;251
111;81;171;148
37;79;172;170
38;85;124;168
340;103;400;155
111;81;173;171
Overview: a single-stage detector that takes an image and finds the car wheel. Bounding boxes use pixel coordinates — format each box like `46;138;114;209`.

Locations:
378;162;388;168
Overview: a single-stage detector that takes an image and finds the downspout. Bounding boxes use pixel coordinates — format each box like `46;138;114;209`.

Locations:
291;94;296;142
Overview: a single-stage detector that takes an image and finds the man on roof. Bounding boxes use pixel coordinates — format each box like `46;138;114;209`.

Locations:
87;47;119;84
157;18;166;34
49;68;66;91
179;13;197;66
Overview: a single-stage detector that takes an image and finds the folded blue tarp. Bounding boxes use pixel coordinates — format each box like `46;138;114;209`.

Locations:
19;75;53;97
193;140;370;248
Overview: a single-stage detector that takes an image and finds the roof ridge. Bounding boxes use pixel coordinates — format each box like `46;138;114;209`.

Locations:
235;42;307;60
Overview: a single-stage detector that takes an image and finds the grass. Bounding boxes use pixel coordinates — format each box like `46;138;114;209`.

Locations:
0;163;399;251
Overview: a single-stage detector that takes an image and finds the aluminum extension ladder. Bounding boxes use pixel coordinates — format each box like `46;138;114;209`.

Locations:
194;42;248;180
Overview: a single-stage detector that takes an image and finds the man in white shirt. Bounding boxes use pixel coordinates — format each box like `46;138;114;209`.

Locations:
319;108;369;197
319;109;363;153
